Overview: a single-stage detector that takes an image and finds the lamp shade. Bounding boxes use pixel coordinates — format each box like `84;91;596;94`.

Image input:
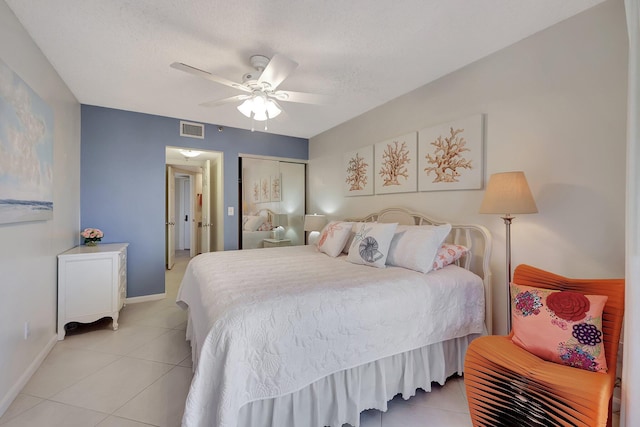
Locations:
274;213;288;227
237;99;254;118
479;171;538;215
304;214;327;232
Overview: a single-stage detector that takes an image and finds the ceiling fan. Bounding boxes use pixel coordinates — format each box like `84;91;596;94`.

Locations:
171;54;327;127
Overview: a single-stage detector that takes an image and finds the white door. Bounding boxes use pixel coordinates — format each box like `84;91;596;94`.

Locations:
201;160;211;253
189;175;197;257
176;177;191;250
166;165;176;269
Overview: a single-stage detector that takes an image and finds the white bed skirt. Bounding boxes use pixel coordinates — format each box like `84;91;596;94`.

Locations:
235;334;479;427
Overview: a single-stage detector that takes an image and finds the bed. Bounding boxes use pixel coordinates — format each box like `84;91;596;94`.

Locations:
241;208;276;249
177;207;492;427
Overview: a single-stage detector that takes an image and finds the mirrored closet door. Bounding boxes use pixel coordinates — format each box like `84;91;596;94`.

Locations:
240;157;305;249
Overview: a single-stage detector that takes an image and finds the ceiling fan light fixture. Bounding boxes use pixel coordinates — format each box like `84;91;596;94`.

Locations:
266;100;281;119
237;99;254;118
253;109;268;121
237;93;281;121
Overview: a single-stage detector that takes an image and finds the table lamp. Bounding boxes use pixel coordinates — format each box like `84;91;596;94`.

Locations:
304;214;327;245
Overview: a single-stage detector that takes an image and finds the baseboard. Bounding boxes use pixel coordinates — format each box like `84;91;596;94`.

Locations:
125;293;166;304
0;334;57;416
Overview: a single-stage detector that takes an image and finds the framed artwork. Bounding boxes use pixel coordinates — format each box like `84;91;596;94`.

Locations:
260;177;270;202
0;58;54;224
418;114;484;192
251;180;260;204
374;132;417;195
343;145;374;196
270;174;281;201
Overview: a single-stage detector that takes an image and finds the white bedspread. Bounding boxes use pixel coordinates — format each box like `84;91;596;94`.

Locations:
176;245;484;427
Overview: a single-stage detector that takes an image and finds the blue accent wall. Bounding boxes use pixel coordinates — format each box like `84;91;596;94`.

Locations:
81;105;308;297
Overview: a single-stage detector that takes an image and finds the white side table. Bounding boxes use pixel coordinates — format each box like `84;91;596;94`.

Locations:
263;238;292;248
57;243;128;340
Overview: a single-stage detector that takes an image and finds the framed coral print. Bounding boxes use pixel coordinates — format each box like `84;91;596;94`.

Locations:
374;132;417;195
343;145;374;196
260;177;270;202
270;174;281;201
418;114;483;192
251;180;260;204
0;58;54;224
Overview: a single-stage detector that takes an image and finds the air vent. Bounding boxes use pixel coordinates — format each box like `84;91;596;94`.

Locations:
180;121;205;139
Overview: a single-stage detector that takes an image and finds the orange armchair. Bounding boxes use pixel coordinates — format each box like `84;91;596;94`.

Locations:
464;264;625;427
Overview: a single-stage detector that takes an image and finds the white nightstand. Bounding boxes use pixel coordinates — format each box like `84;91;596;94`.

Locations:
57;243;128;340
263;238;292;248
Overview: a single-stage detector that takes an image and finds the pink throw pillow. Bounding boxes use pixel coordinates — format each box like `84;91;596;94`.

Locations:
432;244;468;270
510;283;608;373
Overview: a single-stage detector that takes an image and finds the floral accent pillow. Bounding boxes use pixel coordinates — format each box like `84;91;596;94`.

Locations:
386;224;452;273
510;283;608;373
432;244;468;271
346;222;398;268
257;222;274;231
317;221;353;257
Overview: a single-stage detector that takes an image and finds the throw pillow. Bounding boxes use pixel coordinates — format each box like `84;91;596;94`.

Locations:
386;224;452;273
342;224;357;254
432;243;468;271
510;283;608;373
243;215;265;232
346;222;398;268
257;222;273;231
317;221;353;257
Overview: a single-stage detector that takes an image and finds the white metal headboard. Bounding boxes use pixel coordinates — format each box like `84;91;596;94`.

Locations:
255;208;277;224
345;207;493;334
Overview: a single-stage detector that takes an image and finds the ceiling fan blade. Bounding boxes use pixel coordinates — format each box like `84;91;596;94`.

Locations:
171;62;252;93
199;94;250;108
257;54;298;90
274;90;330;105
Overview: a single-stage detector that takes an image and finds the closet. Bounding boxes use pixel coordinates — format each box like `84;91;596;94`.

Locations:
240;157;306;249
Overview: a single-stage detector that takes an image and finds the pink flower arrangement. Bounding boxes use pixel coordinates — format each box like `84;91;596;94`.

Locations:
81;228;104;246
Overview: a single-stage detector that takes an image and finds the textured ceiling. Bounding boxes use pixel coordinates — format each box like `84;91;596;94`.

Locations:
6;0;605;139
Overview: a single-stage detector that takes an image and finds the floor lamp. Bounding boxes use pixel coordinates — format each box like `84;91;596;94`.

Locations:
479;171;538;332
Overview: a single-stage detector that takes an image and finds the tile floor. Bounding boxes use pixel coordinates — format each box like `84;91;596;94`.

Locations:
1;250;616;427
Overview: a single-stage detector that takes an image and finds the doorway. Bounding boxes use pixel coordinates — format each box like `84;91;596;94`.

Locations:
165;147;223;270
175;174;193;251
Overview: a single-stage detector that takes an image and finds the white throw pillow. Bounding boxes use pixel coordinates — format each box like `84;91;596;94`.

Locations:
342;223;357;254
317;221;354;257
243;215;265;232
386;224;452;273
346;222;398;268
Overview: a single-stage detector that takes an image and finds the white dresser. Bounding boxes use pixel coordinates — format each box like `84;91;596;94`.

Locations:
57;243;128;340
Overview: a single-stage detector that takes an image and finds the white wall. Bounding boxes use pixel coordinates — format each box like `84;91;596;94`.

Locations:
0;1;81;414
308;0;627;335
